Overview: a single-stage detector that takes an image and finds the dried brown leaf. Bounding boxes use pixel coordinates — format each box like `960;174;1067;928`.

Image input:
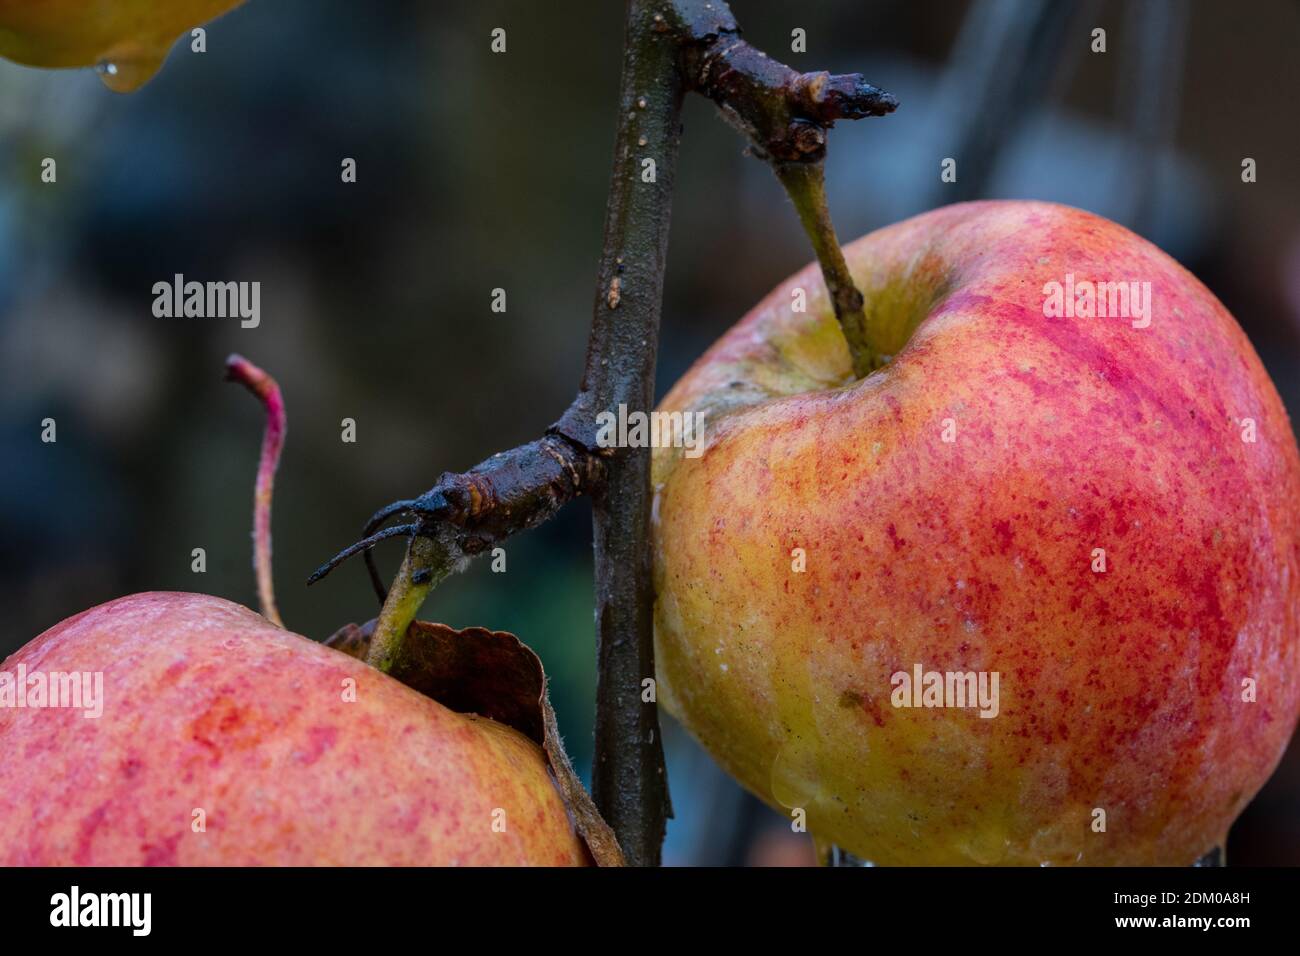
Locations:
321;618;624;866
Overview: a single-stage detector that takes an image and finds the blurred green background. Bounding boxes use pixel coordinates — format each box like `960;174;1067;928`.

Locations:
2;0;1298;865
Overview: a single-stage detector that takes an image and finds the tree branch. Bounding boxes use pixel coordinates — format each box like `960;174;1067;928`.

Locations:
313;435;605;672
550;0;684;867
309;0;896;867
668;1;897;163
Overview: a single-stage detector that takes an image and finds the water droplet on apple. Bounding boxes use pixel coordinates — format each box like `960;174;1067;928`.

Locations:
770;740;820;810
815;838;876;866
94;49;168;93
962;826;1010;864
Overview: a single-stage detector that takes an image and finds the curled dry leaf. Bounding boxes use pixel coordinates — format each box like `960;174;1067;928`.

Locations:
322;620;372;661
324;619;625;867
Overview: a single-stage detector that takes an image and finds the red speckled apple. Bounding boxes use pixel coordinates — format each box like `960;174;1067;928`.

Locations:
652;200;1300;865
0;592;589;865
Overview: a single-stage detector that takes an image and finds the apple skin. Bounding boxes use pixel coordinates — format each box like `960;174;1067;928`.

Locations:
652;200;1300;865
0;592;589;865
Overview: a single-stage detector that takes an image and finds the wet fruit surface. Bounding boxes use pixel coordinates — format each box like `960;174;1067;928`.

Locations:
652;200;1300;865
0;592;590;865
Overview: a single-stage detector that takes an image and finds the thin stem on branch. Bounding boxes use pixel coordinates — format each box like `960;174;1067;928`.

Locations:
365;532;455;673
663;0;896;377
775;161;878;375
225;354;285;627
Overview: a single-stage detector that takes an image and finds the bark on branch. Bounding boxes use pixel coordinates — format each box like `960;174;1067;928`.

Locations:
665;1;897;163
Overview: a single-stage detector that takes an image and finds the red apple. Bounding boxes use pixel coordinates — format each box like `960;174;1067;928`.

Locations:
0;592;589;865
651;200;1300;865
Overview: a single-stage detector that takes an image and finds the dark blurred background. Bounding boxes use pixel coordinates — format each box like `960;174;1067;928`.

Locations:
1;0;1297;865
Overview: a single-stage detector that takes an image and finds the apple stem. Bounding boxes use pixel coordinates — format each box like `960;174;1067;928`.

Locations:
364;532;458;673
224;354;286;628
662;0;895;379
775;161;880;377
